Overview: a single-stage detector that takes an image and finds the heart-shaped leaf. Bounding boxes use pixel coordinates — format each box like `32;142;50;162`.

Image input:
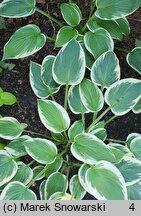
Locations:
87;16;123;40
78;164;91;193
45;157;63;178
127;180;141;200
38;99;70;133
116;18;130;37
91;51;120;89
130;137;141;160
24;138;57;164
127;47;141;75
95;0;141;20
0;151;17;187
45;172;68;199
49;192;72;200
11;162;33;185
86;161;127;200
3;24;46;60
55;26;78;47
0;181;37;200
41;55;60;91
79;78;104;112
68;85;89;114
70;175;86;200
61;3;82;27
105;78;141;115
116;156;141;186
53;39;86;85
132;97;141;114
0;117;23;140
108;143;132;162
68;120;84;142
33;166;45;181
84;28;114;59
71;133;115;165
0;0;36;18
5;136;29;157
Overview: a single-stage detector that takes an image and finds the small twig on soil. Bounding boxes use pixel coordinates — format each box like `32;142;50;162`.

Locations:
36;8;63;27
106;138;126;145
24;130;54;141
105;115;117;126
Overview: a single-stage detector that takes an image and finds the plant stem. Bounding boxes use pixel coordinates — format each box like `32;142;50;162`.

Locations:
50;93;56;102
106;138;126;144
93;112;97;122
36;8;63;27
115;47;130;54
81;0;96;33
24;130;53;141
64;84;69;110
81;113;85;129
46;35;55;42
105;115;117;125
87;107;111;131
27;165;48;188
59;142;70;157
64;131;68;141
27;160;35;167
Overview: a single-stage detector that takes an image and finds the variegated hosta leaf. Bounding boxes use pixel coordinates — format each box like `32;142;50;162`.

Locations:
0;151;17;187
55;26;78;47
0;0;36;18
68;120;84;142
95;0;141;20
30;61;59;99
105;78;141;116
130;137;141;160
3;25;46;60
38;99;70;133
79;78;104;112
33;166;45;181
85;161;127;200
10;162;33;185
78;164;91;194
91;51;120;89
71;133;115;165
127;47;141;75
81;43;95;70
45;172;68;199
5;135;29;157
68;85;89;114
84;28;114;60
126;133;141;148
87;16;123;40
53;39;86;85
116;156;141;186
41;55;60;92
70;175;86;200
45;157;63;178
60;3;82;27
0;181;37;200
0;117;23;140
132;97;141;114
127;180;141;200
108;143;132;162
24;138;57;165
116;18;130;37
49;192;72;200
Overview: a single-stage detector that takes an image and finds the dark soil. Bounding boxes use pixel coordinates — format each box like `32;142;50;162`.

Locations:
0;1;141;200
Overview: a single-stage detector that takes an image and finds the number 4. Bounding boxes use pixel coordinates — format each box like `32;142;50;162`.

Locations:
129;203;135;211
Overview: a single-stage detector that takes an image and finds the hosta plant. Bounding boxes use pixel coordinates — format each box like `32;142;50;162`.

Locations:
0;0;141;68
0;39;141;200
